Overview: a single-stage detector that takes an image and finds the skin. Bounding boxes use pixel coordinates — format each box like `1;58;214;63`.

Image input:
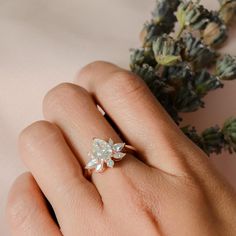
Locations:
6;61;236;236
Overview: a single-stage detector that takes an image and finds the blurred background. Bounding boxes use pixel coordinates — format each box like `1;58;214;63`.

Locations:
0;0;235;235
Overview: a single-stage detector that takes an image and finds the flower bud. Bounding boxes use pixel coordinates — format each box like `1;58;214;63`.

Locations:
222;118;236;153
140;0;181;47
130;47;155;70
201;126;224;154
152;34;182;66
140;21;165;47
174;86;204;112
202;21;227;47
152;0;180;23
176;1;210;30
219;1;236;25
193;70;223;97
181;126;202;148
182;33;217;69
216;55;236;80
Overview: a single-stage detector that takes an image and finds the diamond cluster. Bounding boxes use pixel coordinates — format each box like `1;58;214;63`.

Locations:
85;138;126;172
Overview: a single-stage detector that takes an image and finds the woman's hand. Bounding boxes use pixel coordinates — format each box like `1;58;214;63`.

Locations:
6;61;236;236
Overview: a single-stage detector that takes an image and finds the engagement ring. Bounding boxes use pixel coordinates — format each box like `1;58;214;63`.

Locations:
85;138;135;173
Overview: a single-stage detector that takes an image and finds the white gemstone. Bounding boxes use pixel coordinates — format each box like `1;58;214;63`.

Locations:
113;152;126;160
95;163;104;172
92;138;113;160
106;159;114;168
85;158;98;169
108;138;114;146
113;143;125;152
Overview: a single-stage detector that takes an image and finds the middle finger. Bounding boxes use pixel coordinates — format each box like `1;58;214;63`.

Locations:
43;83;148;199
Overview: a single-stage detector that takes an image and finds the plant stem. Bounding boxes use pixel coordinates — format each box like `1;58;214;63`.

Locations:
176;26;185;39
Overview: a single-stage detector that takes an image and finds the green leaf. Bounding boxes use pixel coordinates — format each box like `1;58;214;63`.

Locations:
155;55;182;66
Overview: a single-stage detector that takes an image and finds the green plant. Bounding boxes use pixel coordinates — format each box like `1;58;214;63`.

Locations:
130;0;236;155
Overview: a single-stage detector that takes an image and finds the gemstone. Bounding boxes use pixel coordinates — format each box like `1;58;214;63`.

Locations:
113;143;125;152
95;163;104;172
85;158;98;169
108;138;114;146
92;138;113;160
87;138;127;172
113;152;126;160
106;159;114;168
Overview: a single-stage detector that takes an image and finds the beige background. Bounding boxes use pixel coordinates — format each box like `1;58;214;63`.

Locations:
0;0;235;235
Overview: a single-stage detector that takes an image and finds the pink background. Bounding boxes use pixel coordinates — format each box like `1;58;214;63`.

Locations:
0;0;235;235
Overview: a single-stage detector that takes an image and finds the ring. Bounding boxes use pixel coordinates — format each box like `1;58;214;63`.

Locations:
85;138;136;173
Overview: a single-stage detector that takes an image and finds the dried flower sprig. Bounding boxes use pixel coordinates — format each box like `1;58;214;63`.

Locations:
174;0;229;47
182;33;217;69
140;0;180;47
216;55;236;80
181;125;224;154
202;11;228;47
132;64;180;122
222;117;236;153
152;34;182;66
152;0;180;26
176;0;210;37
182;118;236;155
130;0;236;155
193;70;223;97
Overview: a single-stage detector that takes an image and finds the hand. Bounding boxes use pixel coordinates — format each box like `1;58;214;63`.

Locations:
6;61;236;236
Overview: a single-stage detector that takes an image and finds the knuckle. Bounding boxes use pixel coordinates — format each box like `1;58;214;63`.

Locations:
43;82;89;113
180;178;208;203
6;173;37;229
168;171;206;201
117;172;148;210
77;61;147;102
104;70;146;100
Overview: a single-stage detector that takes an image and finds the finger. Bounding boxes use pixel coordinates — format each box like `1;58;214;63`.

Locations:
74;61;201;175
19;121;102;235
6;172;62;236
43;83;148;198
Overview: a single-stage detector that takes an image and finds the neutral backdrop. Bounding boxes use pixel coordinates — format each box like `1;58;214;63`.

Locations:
0;0;236;235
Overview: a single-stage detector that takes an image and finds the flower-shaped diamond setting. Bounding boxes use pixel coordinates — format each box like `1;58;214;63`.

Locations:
85;138;126;172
